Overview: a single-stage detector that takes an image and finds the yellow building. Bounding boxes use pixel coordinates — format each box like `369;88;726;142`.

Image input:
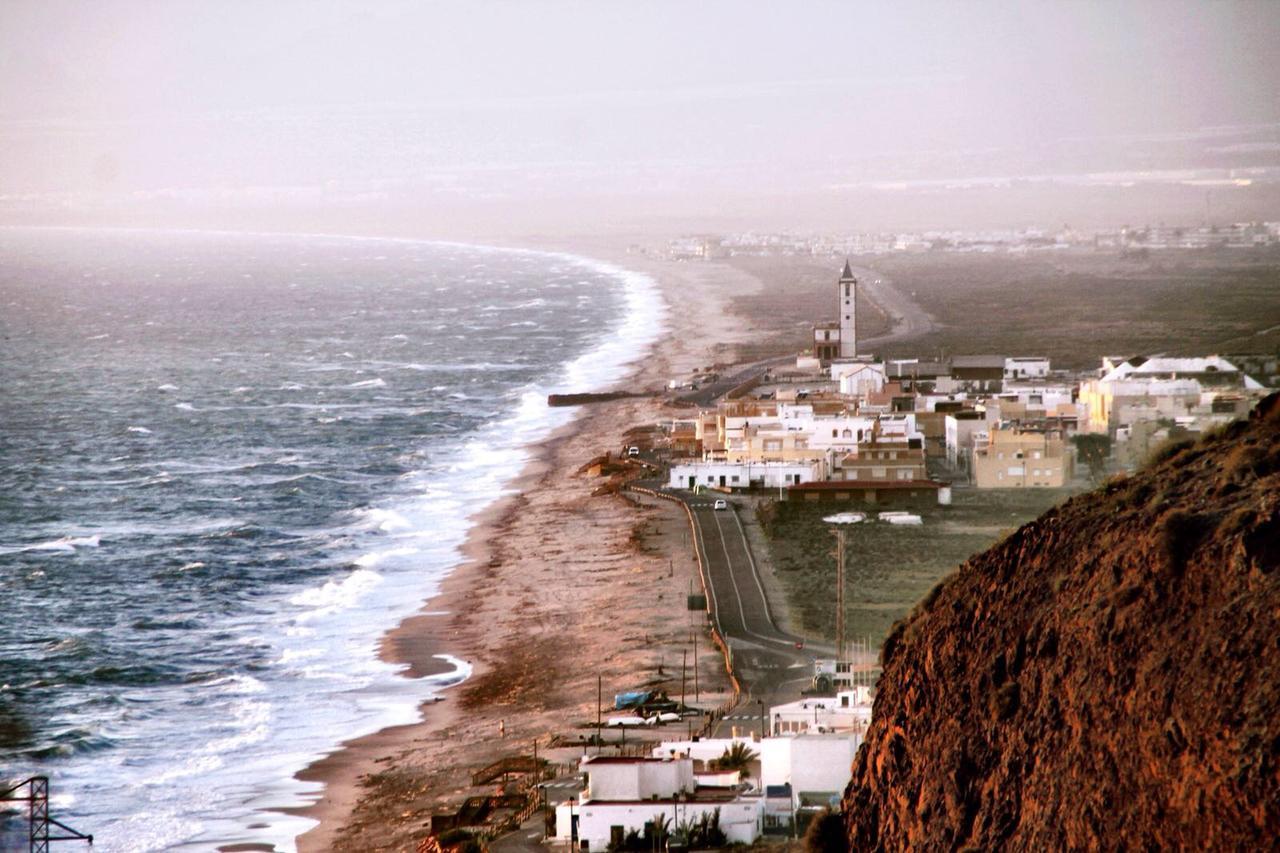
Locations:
972;427;1074;488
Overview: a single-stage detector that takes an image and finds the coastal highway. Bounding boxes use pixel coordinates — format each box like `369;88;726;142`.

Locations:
854;265;937;348
632;483;825;737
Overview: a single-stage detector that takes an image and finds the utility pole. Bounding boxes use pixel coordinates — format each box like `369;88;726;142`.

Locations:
596;675;602;755
692;630;699;702
825;512;865;661
680;649;687;711
835;527;845;657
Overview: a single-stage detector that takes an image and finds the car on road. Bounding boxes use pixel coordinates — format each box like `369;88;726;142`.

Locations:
713;499;728;510
627;446;640;457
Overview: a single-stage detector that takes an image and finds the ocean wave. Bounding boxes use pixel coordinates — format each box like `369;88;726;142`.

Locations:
347;377;387;388
289;567;384;619
7;534;102;555
350;507;413;532
353;546;420;569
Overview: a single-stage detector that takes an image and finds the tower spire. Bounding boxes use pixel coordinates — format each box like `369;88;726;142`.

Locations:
838;260;857;358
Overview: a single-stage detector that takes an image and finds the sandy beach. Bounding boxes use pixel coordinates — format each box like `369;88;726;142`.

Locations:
288;243;770;852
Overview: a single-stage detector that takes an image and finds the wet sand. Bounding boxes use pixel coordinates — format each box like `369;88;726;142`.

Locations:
291;244;770;852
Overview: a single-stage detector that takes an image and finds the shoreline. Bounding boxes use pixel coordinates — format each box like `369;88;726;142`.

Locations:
289;242;766;852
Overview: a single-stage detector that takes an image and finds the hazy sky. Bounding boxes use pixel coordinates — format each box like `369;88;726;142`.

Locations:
2;1;1278;229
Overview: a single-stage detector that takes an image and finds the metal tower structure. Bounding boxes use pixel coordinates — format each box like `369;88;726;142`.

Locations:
824;512;866;658
0;777;93;853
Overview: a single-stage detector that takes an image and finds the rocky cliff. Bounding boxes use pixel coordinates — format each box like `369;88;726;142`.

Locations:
841;395;1280;851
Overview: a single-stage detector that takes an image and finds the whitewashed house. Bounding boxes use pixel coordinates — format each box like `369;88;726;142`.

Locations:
770;687;875;737
553;755;764;850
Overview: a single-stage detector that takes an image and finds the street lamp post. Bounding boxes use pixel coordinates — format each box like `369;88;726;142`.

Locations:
823;512;866;659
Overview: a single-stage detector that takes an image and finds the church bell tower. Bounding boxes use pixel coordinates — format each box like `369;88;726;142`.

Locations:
838;259;857;359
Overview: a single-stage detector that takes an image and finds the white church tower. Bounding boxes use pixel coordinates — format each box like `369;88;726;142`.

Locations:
838;259;857;358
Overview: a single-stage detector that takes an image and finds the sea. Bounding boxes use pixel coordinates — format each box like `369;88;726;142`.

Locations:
0;227;665;851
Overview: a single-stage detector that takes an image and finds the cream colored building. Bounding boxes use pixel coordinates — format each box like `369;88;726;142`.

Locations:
973;427;1074;488
1078;355;1266;435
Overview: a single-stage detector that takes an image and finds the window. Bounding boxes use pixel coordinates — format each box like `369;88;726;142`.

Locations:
872;467;887;478
731;475;740;483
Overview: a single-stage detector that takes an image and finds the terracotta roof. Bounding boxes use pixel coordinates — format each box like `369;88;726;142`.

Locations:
789;479;942;492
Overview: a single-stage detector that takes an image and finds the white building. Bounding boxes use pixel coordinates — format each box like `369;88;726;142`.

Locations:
1004;357;1051;380
831;361;887;398
945;410;991;471
651;733;858;835
812;262;859;362
668;459;827;491
1078;355;1267;435
553;756;763;850
758;734;859;811
770;687;874;737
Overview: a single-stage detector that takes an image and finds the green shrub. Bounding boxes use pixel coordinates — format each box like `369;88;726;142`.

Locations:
803;807;848;853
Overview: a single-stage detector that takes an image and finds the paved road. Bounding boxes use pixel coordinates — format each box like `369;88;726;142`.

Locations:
675;354;794;408
855;266;937;348
651;492;828;738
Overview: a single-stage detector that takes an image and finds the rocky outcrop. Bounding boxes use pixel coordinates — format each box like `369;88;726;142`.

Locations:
842;395;1280;851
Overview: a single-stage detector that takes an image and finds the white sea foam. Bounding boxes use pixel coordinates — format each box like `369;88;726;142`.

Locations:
15;534;101;554
347;377;387;388
353;546;419;569
351;507;413;532
158;383;180;392
127;426;153;434
289;567;384;619
173;402;196;411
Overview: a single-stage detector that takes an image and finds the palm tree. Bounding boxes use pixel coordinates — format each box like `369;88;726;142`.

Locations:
711;742;758;779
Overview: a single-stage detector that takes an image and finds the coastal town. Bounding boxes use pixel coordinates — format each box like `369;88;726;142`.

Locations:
408;259;1275;853
665;220;1280;260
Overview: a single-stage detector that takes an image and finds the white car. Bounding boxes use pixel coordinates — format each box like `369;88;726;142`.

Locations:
713;499;728;510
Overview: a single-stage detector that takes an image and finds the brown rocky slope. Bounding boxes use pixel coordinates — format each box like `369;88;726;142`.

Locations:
841;395;1280;851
